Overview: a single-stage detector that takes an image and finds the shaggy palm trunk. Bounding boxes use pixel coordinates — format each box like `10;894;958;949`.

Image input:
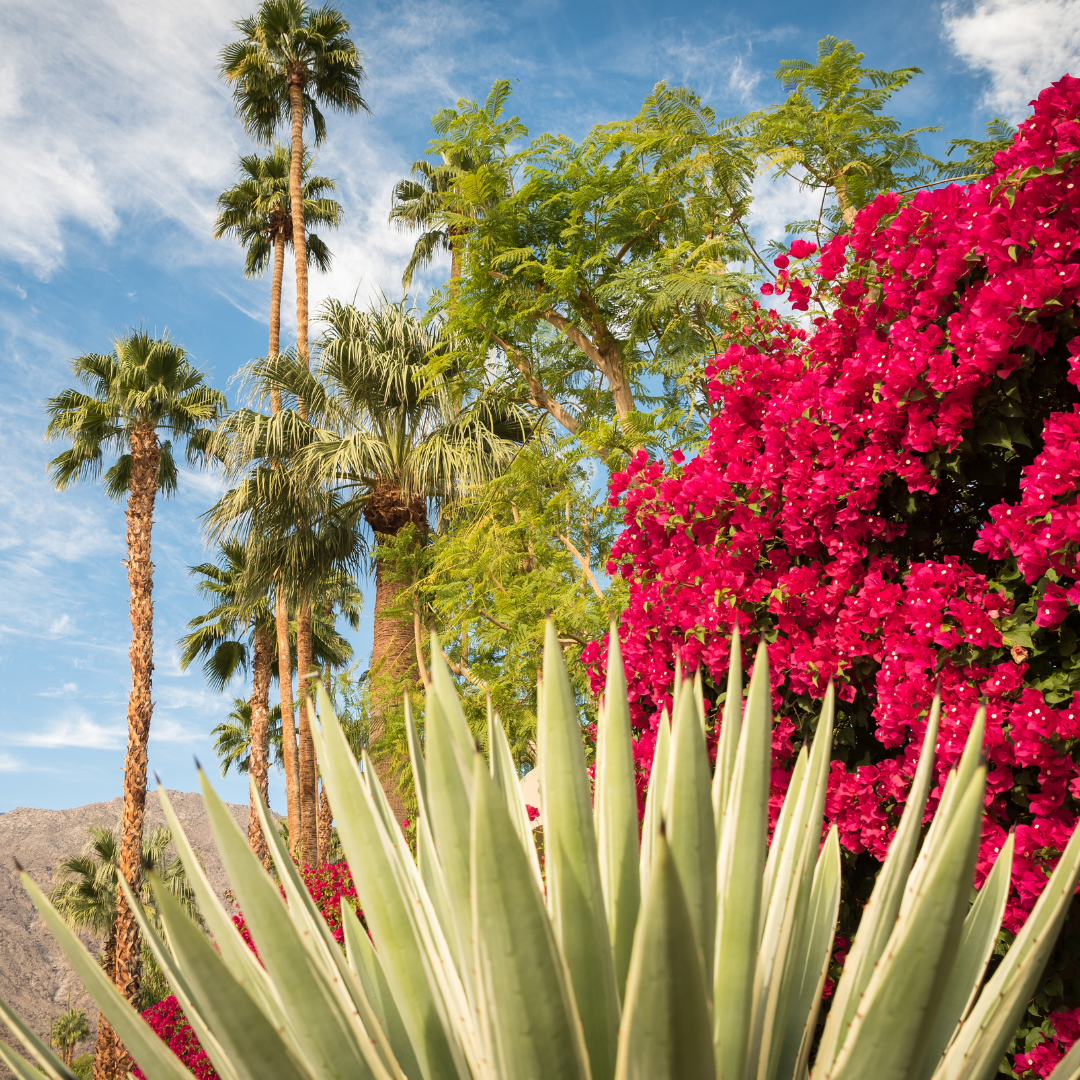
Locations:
107;422;160;1078
248;627;274;869
275;585;301;858
318;781;332;865
296;597;318;865
91;929;117;1080
365;479;428;825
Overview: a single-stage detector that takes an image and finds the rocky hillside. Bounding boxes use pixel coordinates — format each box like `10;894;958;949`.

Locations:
0;790;248;1061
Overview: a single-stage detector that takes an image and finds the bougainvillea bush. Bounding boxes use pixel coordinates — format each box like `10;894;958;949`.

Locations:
135;861;361;1080
586;76;1080;1077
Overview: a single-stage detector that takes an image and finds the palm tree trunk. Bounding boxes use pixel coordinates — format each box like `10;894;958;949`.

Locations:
318;780;332;865
365;480;428;825
269;230;286;359
248;627;274;869
287;74;309;364
109;421;160;1077
296;597;318;865
91;927;117;1080
275;584;301;860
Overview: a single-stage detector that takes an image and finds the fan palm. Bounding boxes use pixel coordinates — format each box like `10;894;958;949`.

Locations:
212;696;285;777
49;824;200;1079
214;145;341;360
280;296;530;818
44;331;224;1073
219;0;367;366
49;1006;90;1068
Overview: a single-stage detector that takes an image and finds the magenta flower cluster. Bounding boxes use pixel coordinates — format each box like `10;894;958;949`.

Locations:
585;76;1080;1077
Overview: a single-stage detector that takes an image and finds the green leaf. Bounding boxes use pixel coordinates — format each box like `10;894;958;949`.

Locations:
540;618;621;1080
714;640;772;1080
489;696;543;889
17;872;193;1080
0;1040;66;1080
640;707;672;899
0;995;78;1080
1047;1038;1080;1080
472;753;591;1080
712;621;743;840
828;764;987;1080
662;678;716;972
919;832;1015;1079
816;696;942;1073
594;623;641;1002
614;830;714;1080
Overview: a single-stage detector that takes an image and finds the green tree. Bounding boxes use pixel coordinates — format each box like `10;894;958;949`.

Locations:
49;823;201;1075
749;36;936;235
44;332;224;1078
49;1005;90;1068
219;0;367;367
938;116;1018;180
214;144;342;359
212;696;285;776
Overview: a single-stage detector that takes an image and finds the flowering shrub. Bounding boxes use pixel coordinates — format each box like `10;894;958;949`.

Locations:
586;76;1080;1077
138;860;362;1080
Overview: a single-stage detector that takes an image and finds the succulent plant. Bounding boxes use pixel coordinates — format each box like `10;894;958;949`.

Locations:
4;622;1080;1080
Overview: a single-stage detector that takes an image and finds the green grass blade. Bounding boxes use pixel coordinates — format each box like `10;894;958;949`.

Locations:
1047;1039;1080;1080
540;619;621;1080
18;871;193;1080
490;701;543;889
429;630;477;763
662;680;716;973
0;995;78;1080
640;709;671;900
712;623;743;844
816;696;942;1074
472;753;591;1080
761;746;808;938
405;694;429;816
0;1040;65;1080
919;832;1015;1080
594;624;640;1002
828;764;987;1080
615;830;714;1080
713;640;772;1080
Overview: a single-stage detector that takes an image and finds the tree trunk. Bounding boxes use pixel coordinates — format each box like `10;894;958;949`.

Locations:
91;928;117;1080
287;72;309;364
248;627;274;869
296;597;318;866
110;421;160;1077
365;480;428;825
318;781;333;865
269;230;286;359
275;584;300;860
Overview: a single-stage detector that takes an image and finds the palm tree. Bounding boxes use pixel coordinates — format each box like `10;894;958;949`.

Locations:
44;331;224;1076
219;0;367;367
389;158;465;287
286;297;529;818
50;1005;90;1068
213;696;284;776
49;824;201;1080
214;144;341;360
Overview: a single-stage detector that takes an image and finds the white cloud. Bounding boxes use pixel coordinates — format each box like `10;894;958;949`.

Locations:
47;615;72;637
943;0;1080;119
148;718;205;745
36;681;78;698
0;752;23;772
748;170;827;252
10;713;126;750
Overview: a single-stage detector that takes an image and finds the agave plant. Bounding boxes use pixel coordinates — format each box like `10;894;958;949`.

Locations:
5;623;1080;1080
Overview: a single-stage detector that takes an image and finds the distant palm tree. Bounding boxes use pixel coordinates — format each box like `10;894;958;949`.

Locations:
50;1004;90;1068
389;158;465;286
214;144;341;360
44;331;224;1076
220;0;367;367
213;696;285;776
50;824;200;1079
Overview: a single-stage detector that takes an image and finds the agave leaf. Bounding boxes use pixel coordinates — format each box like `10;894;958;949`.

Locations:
614;830;714;1080
778;825;842;1080
145;870;317;1080
919;832;1015;1080
405;694;429;815
826;764;987;1080
934;814;1080;1080
489;698;543;889
199;769;392;1080
640;708;671;899
1047;1038;1080;1080
18;871;193;1080
712;620;743;842
310;686;475;1080
472;753;592;1080
663;679;716;971
761;745;808;936
714;640;772;1080
343;904;424;1080
540;619;621;1080
815;697;942;1073
0;994;78;1080
429;630;478;762
594;624;641;1002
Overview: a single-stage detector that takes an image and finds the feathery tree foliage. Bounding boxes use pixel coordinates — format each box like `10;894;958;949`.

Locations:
44;331;223;1079
49;1006;90;1068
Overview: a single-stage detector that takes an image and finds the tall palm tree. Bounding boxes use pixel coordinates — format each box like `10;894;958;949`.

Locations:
214;144;342;360
49;824;201;1080
44;332;224;1077
283;297;529;818
389;158;465;287
219;0;367;367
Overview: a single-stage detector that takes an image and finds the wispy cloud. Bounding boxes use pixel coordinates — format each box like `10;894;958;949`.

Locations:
9;713;126;750
36;681;78;699
943;0;1080;120
0;753;24;772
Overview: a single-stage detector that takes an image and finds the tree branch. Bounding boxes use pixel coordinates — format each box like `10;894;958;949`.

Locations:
558;533;605;601
484;327;582;436
480;608;511;632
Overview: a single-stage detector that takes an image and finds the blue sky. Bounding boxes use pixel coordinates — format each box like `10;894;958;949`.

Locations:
1;0;1077;814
